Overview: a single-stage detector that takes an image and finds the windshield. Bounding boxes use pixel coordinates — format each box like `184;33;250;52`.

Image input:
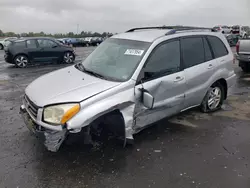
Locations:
81;38;151;81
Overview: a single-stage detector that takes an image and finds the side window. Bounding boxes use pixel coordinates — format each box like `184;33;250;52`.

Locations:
207;36;228;58
26;40;37;48
37;39;57;48
181;37;205;68
13;41;26;48
203;38;213;61
143;40;180;80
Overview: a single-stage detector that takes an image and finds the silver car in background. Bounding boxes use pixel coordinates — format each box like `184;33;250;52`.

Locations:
236;37;250;72
20;26;236;152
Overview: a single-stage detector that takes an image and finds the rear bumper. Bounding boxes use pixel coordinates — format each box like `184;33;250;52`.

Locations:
236;54;250;63
4;54;13;64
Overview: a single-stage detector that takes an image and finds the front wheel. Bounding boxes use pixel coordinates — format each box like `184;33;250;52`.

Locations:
63;52;75;64
14;55;29;68
201;83;224;113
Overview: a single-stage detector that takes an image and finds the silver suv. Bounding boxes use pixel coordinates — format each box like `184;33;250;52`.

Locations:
20;26;236;152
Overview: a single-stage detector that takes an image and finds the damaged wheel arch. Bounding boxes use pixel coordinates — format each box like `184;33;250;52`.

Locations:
88;109;127;145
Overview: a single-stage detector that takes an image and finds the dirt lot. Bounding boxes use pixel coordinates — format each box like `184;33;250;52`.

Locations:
0;47;250;188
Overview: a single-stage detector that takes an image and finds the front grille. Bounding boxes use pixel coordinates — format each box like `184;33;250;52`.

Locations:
24;95;39;119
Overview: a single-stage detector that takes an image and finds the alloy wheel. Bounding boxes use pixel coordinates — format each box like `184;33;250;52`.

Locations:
64;52;74;64
15;55;28;68
207;87;222;110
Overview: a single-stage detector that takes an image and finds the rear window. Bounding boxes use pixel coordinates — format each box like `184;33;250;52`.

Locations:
207;36;228;58
13;41;26;48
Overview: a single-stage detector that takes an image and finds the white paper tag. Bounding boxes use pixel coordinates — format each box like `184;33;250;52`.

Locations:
124;49;144;56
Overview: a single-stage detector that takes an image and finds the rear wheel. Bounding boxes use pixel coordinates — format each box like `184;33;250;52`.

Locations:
201;83;225;113
63;52;75;64
14;55;29;68
0;44;3;50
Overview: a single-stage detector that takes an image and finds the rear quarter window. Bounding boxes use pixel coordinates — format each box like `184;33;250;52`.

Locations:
13;41;26;48
207;36;228;58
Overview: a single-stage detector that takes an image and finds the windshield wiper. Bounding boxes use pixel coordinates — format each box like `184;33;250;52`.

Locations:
75;63;107;80
75;63;85;71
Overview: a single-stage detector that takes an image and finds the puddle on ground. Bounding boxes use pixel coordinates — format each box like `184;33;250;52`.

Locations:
170;94;250;127
0;73;10;80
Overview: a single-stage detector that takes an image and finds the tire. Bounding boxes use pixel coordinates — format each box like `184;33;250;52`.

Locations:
14;55;29;68
241;66;250;73
63;52;75;64
200;83;225;113
0;44;3;50
239;61;250;72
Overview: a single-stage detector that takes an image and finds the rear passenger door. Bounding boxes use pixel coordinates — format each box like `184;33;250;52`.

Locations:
26;39;39;62
181;36;216;109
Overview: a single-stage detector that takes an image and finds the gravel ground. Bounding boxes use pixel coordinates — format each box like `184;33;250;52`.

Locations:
0;47;250;188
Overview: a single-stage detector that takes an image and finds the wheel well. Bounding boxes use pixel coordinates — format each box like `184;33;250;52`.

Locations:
13;53;29;61
89;109;126;141
213;79;228;99
64;51;75;57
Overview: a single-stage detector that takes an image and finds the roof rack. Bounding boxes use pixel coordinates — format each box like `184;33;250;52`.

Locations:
126;26;214;35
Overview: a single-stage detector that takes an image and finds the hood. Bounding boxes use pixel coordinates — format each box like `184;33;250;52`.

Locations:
25;66;121;107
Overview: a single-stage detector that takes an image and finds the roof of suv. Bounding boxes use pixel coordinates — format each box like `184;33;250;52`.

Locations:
112;29;172;42
112;26;217;43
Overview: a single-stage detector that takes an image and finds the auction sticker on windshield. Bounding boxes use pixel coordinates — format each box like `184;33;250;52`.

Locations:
124;49;144;56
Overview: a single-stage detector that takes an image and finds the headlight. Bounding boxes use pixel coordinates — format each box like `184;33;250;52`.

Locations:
43;104;80;125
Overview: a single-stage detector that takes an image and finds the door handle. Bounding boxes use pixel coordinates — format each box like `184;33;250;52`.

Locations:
174;76;184;82
208;64;213;69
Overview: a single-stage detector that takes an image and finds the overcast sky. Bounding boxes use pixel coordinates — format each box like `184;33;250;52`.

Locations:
0;0;249;34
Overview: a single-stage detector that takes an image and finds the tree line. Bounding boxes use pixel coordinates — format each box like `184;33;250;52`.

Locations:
0;30;113;38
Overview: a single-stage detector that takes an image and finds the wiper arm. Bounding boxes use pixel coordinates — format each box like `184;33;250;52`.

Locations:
75;63;85;71
84;69;106;79
75;63;107;80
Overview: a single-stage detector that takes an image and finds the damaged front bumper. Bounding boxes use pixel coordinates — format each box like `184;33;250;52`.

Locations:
20;105;67;152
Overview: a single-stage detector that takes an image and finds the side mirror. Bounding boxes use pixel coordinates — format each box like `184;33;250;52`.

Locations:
142;90;154;109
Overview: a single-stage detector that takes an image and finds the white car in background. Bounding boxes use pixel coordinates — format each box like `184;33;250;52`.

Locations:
0;37;18;50
232;25;250;38
213;26;231;34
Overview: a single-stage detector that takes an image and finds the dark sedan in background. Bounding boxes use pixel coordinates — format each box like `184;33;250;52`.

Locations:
4;37;75;68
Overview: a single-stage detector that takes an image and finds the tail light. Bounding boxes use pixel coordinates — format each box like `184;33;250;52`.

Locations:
236;41;240;54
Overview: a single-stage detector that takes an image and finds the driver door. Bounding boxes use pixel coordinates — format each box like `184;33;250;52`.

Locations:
134;39;186;130
37;39;61;63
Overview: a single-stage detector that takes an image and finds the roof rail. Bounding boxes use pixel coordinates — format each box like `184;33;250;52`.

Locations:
126;26;214;34
166;27;214;35
126;26;176;32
